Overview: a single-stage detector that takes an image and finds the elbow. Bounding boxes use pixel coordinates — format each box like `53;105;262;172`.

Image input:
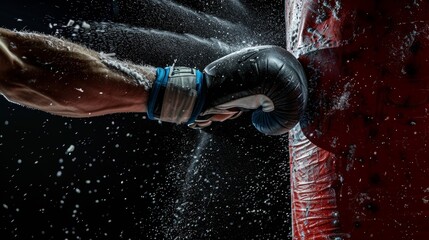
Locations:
0;30;26;78
0;43;25;72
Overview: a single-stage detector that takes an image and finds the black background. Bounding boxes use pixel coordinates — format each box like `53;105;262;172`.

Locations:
0;1;291;239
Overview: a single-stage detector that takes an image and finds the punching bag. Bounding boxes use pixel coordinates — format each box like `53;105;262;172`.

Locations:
286;0;429;239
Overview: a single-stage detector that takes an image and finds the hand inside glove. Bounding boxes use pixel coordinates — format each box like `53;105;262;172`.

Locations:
148;45;308;135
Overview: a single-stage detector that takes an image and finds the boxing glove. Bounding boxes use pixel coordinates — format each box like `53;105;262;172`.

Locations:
147;45;308;135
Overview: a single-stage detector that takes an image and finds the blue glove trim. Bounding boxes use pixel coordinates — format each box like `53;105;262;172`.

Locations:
187;69;205;125
147;67;170;120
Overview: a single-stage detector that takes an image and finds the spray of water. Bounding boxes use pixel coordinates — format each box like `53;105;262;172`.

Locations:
148;0;250;32
168;131;212;239
230;0;247;12
57;20;254;68
183;131;211;189
52;0;270;67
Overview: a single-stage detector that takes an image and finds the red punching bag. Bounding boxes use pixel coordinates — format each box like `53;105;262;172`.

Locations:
286;0;429;239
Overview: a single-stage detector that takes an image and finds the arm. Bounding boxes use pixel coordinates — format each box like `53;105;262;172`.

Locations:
0;27;155;118
0;28;307;134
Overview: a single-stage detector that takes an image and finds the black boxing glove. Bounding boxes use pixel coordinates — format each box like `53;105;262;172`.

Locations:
147;45;307;135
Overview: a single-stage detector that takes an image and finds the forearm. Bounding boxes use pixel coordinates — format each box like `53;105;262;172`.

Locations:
0;27;155;118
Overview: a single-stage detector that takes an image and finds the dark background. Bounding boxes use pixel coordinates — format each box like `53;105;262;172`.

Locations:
0;1;291;239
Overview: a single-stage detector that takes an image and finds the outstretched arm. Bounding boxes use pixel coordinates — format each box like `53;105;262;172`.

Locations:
0;27;155;118
0;28;307;134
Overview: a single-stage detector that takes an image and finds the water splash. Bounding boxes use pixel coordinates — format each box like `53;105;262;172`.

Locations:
230;0;247;11
183;131;211;189
148;0;250;32
168;131;212;239
51;0;275;67
57;21;251;67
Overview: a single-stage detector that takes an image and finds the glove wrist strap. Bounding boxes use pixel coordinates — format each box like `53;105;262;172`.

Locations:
147;66;205;124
